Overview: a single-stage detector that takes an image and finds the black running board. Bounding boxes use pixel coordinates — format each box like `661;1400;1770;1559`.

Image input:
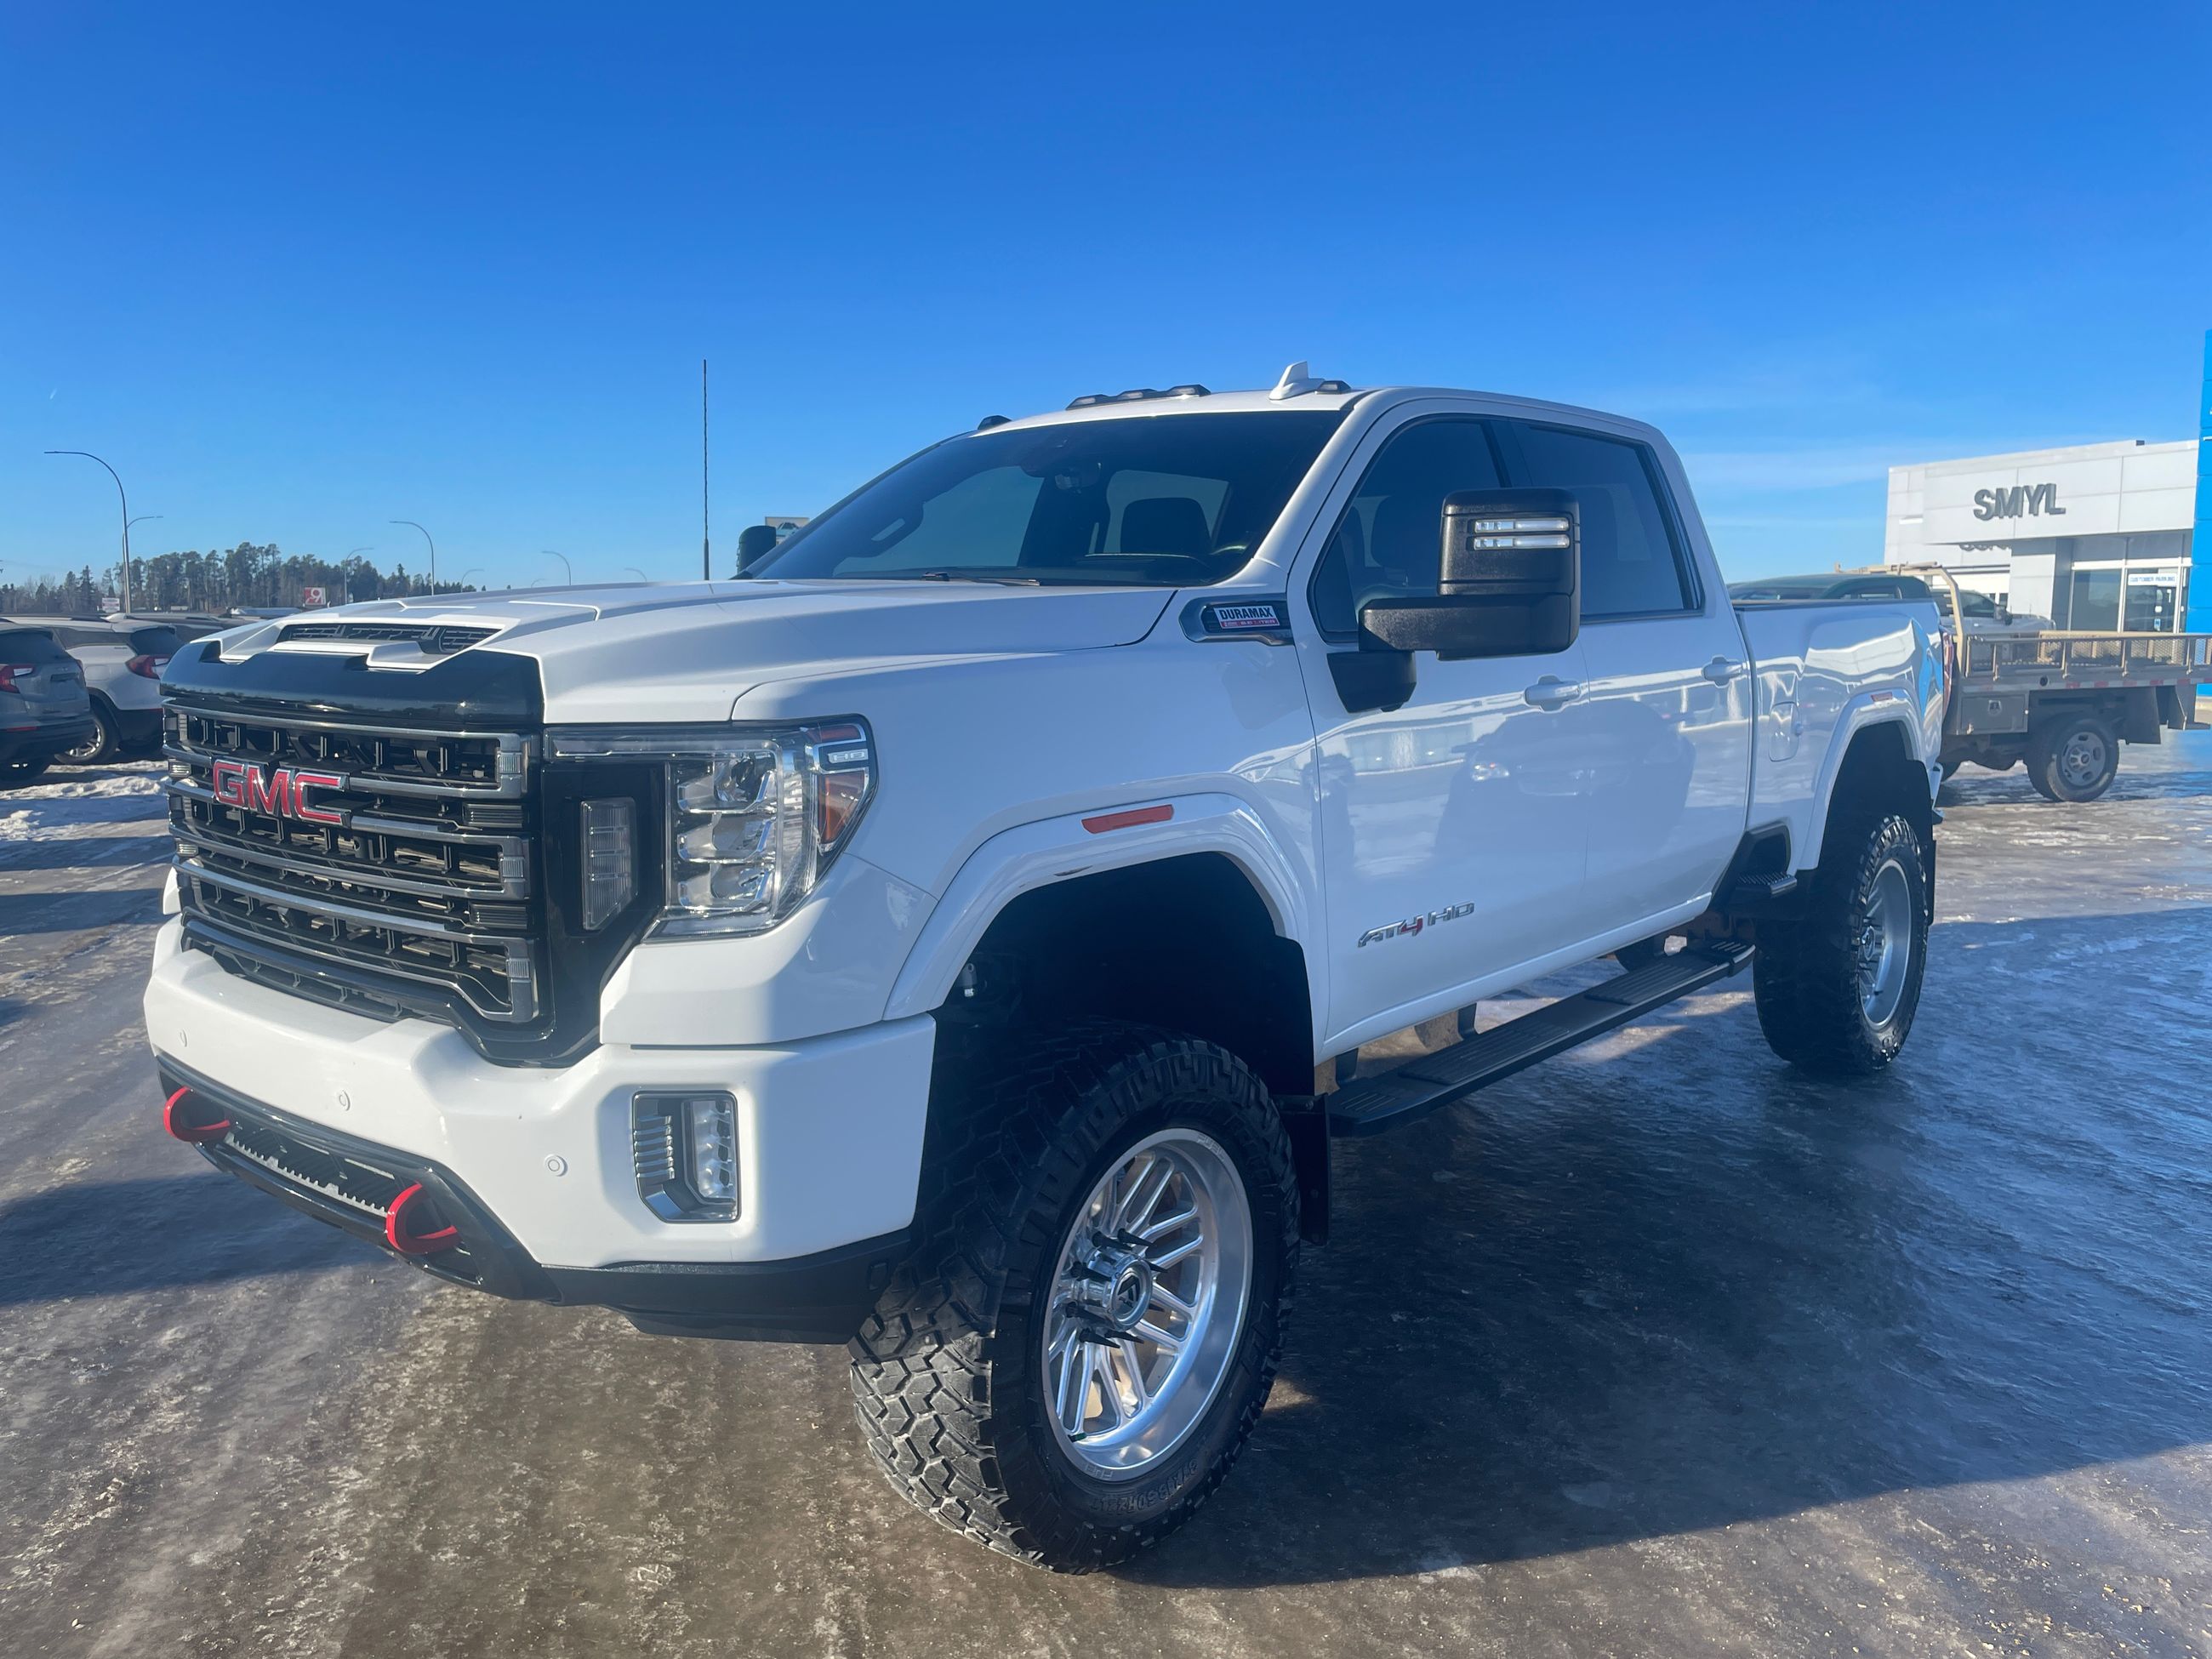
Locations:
1325;942;1756;1137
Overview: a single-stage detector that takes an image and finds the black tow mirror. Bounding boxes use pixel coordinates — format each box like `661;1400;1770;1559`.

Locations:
1358;488;1581;660
735;524;781;574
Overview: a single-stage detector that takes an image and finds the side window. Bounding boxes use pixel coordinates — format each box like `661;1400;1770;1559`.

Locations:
1309;419;1501;636
1494;421;1693;618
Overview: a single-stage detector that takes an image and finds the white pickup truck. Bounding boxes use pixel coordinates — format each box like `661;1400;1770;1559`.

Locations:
146;367;1946;1570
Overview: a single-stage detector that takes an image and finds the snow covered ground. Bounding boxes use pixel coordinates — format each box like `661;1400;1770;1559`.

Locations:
0;760;163;846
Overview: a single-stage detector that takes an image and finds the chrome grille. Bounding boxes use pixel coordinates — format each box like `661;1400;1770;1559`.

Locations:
164;708;540;1023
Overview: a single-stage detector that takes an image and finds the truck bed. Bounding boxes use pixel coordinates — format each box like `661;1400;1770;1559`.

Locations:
1731;597;1946;872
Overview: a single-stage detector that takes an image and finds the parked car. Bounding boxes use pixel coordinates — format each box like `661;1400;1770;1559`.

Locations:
0;624;94;784
1727;572;2048;634
149;368;1946;1570
117;609;251;643
7;615;183;762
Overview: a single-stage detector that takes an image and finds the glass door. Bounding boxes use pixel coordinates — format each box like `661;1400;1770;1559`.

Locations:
2124;571;2179;632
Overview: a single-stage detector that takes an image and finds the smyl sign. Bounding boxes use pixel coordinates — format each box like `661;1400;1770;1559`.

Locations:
1972;482;2066;522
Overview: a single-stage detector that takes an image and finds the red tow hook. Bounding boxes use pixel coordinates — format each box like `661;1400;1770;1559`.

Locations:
162;1086;232;1145
385;1183;461;1256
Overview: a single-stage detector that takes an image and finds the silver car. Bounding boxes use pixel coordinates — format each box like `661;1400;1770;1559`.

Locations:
0;624;95;784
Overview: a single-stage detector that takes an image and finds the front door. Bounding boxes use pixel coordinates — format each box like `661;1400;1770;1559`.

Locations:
1293;411;1598;1050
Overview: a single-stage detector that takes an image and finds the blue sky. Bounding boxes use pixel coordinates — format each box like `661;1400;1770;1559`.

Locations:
3;2;2206;590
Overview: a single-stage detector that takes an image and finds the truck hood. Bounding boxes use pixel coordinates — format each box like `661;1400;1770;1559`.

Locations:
214;579;1177;724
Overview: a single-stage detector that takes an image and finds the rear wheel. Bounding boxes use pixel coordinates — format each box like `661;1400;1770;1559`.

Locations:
1754;809;1928;1076
61;704;117;766
848;1022;1297;1571
2026;713;2118;802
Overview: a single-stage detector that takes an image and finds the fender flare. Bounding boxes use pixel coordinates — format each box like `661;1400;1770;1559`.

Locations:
881;791;1320;1028
1797;694;1939;872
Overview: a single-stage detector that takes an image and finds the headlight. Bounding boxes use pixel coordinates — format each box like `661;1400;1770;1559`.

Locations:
547;720;875;937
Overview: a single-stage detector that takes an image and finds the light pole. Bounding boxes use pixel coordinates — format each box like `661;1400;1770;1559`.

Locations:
458;567;483;588
390;520;438;593
542;549;572;584
624;566;647;583
45;450;135;611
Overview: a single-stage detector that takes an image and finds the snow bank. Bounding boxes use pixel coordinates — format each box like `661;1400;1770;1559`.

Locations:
0;763;165;841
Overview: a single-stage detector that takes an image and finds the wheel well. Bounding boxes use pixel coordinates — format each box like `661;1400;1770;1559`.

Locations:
938;853;1314;1097
1824;719;1935;879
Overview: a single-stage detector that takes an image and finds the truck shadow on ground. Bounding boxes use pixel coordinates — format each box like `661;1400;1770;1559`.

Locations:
1123;906;2212;1588
0;835;172;874
0;1172;359;1307
0;887;167;935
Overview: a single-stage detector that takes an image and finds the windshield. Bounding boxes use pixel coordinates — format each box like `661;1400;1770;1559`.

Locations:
754;411;1347;587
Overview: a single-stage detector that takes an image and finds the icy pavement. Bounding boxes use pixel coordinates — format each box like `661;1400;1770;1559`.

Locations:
2;740;2210;1657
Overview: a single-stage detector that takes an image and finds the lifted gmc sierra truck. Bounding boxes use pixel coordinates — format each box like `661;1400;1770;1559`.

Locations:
148;366;1945;1570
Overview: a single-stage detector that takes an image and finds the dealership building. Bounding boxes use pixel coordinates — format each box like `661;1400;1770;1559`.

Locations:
1884;334;2212;633
1883;437;2197;631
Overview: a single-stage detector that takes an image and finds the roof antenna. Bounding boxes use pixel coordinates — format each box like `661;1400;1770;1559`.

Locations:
1270;360;1326;401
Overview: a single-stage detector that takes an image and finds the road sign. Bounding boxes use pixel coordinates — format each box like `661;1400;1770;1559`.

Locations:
300;586;328;608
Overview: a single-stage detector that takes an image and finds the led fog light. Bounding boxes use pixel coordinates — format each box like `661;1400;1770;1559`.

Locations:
631;1092;740;1222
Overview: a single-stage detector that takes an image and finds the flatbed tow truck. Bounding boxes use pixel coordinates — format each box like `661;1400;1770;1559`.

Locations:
1833;565;2209;801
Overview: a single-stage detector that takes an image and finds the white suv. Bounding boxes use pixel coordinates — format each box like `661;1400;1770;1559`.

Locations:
12;616;182;763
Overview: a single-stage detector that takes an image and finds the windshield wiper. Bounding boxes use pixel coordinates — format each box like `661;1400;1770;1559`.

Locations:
911;570;1044;585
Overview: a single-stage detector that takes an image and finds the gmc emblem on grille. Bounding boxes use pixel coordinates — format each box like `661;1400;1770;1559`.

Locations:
209;758;345;825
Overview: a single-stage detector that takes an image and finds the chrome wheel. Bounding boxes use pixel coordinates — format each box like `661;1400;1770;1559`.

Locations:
1041;1127;1252;1480
2059;727;2107;792
1855;857;1913;1027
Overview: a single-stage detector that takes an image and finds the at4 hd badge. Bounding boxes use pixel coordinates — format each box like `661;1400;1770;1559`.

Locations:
1179;595;1293;645
1358;900;1477;948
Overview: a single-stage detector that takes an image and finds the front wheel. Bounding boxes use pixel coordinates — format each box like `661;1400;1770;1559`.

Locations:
1754;810;1929;1076
848;1023;1297;1571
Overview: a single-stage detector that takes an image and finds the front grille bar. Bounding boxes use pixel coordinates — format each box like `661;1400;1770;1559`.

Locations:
174;858;533;1026
163;739;527;801
163;707;530;797
162;776;529;899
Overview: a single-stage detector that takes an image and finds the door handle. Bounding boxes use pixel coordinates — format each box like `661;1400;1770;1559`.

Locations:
1702;656;1746;685
1522;676;1584;710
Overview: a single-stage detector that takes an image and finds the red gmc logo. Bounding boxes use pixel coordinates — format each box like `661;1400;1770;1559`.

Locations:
210;758;345;824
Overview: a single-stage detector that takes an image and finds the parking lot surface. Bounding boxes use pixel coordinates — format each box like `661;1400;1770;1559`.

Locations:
3;741;2210;1658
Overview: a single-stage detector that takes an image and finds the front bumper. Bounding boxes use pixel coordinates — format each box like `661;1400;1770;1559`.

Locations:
145;920;937;1342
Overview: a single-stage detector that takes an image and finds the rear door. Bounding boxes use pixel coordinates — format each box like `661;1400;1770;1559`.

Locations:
1490;419;1755;932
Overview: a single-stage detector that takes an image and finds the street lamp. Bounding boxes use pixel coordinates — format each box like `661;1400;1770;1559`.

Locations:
389;520;438;593
45;450;136;611
542;549;572;584
624;566;647;583
457;567;483;590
